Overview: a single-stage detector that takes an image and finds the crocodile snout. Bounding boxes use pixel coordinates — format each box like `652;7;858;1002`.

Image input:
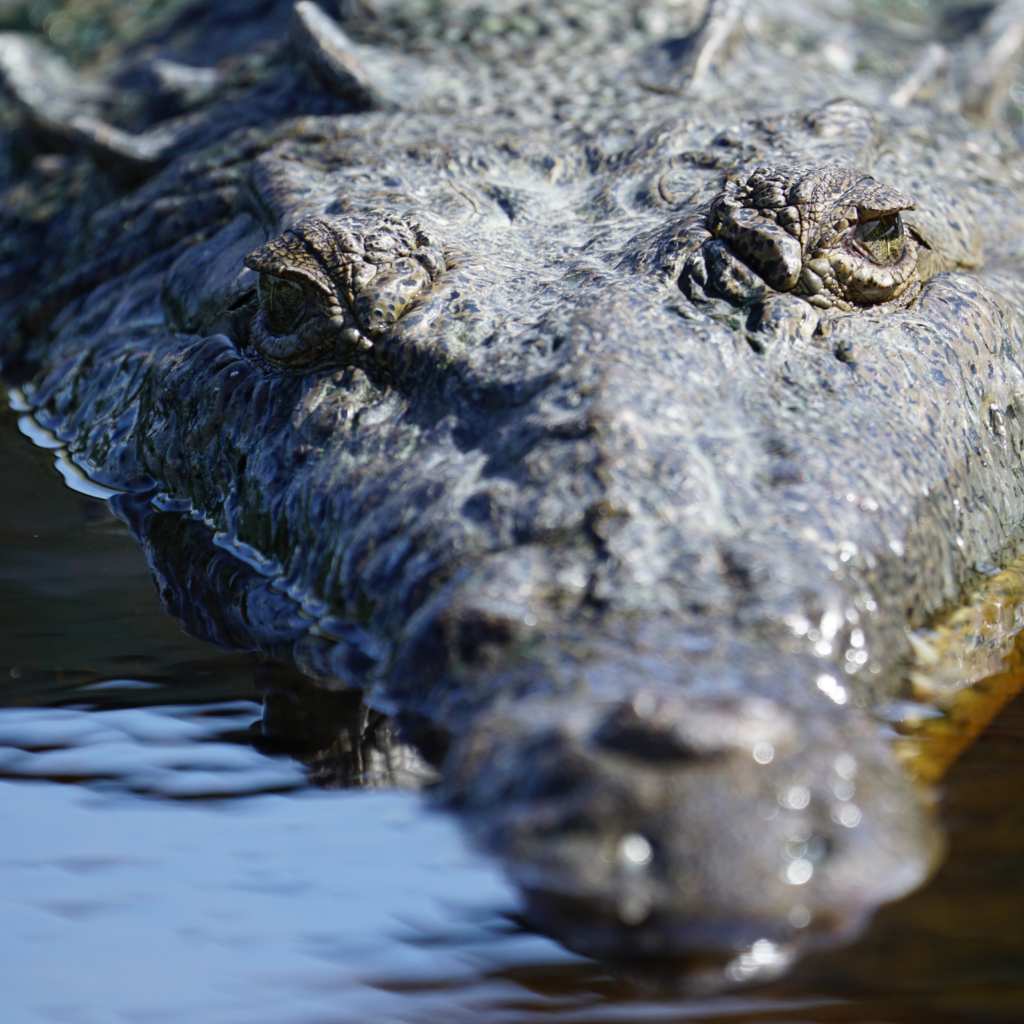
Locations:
441;678;942;975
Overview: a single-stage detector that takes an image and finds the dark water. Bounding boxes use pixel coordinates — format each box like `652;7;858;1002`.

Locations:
3;384;1024;1024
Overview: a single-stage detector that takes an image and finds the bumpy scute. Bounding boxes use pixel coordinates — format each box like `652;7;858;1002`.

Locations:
706;164;920;312
243;211;446;368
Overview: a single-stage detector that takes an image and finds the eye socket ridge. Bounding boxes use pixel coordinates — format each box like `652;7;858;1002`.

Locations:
852;212;905;266
258;273;307;336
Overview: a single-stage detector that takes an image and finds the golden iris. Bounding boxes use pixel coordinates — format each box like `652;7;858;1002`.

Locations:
258;274;306;335
855;213;904;266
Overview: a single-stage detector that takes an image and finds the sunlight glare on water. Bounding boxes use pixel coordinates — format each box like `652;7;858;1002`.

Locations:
0;703;306;796
0;780;547;1024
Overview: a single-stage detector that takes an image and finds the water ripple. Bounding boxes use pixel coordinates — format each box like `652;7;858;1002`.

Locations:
0;702;307;798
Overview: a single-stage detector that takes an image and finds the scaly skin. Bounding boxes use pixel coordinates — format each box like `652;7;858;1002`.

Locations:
244;211;447;365
703;165;921;311
4;0;1024;985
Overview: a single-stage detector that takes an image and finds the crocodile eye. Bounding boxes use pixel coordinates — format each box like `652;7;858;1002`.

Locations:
258;273;306;335
855;213;904;266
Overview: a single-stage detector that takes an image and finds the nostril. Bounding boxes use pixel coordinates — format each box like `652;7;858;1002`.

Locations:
593;701;715;763
805;830;835;865
455;612;516;664
592;693;790;764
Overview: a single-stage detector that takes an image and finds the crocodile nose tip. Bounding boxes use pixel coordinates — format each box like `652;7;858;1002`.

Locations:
494;699;940;970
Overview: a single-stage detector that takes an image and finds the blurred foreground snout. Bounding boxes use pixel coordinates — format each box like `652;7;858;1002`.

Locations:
443;687;944;984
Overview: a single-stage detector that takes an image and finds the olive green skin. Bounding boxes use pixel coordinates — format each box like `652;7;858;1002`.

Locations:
4;0;1024;979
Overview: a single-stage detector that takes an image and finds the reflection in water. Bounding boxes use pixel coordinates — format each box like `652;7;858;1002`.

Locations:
255;664;437;791
5;388;1024;1020
0;780;542;1024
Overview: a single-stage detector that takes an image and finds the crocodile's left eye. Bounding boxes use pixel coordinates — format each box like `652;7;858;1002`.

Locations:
855;213;904;266
258;273;306;335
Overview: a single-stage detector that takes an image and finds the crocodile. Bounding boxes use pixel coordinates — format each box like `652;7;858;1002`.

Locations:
5;0;1024;985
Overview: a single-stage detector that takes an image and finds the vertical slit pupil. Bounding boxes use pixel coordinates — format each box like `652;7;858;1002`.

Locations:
856;213;904;266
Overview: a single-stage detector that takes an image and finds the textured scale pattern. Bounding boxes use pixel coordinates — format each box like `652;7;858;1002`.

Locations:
700;164;920;312
244;211;446;366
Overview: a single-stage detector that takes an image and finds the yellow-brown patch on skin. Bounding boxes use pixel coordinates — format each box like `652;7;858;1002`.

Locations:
896;556;1024;786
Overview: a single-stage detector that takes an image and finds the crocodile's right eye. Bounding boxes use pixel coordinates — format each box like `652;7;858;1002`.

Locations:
258;273;306;336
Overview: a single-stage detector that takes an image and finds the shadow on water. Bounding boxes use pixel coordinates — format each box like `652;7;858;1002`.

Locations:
4;385;1024;1022
0;396;257;710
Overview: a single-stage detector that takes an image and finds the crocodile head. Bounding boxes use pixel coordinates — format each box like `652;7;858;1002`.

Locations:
7;0;1021;984
29;90;1001;976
